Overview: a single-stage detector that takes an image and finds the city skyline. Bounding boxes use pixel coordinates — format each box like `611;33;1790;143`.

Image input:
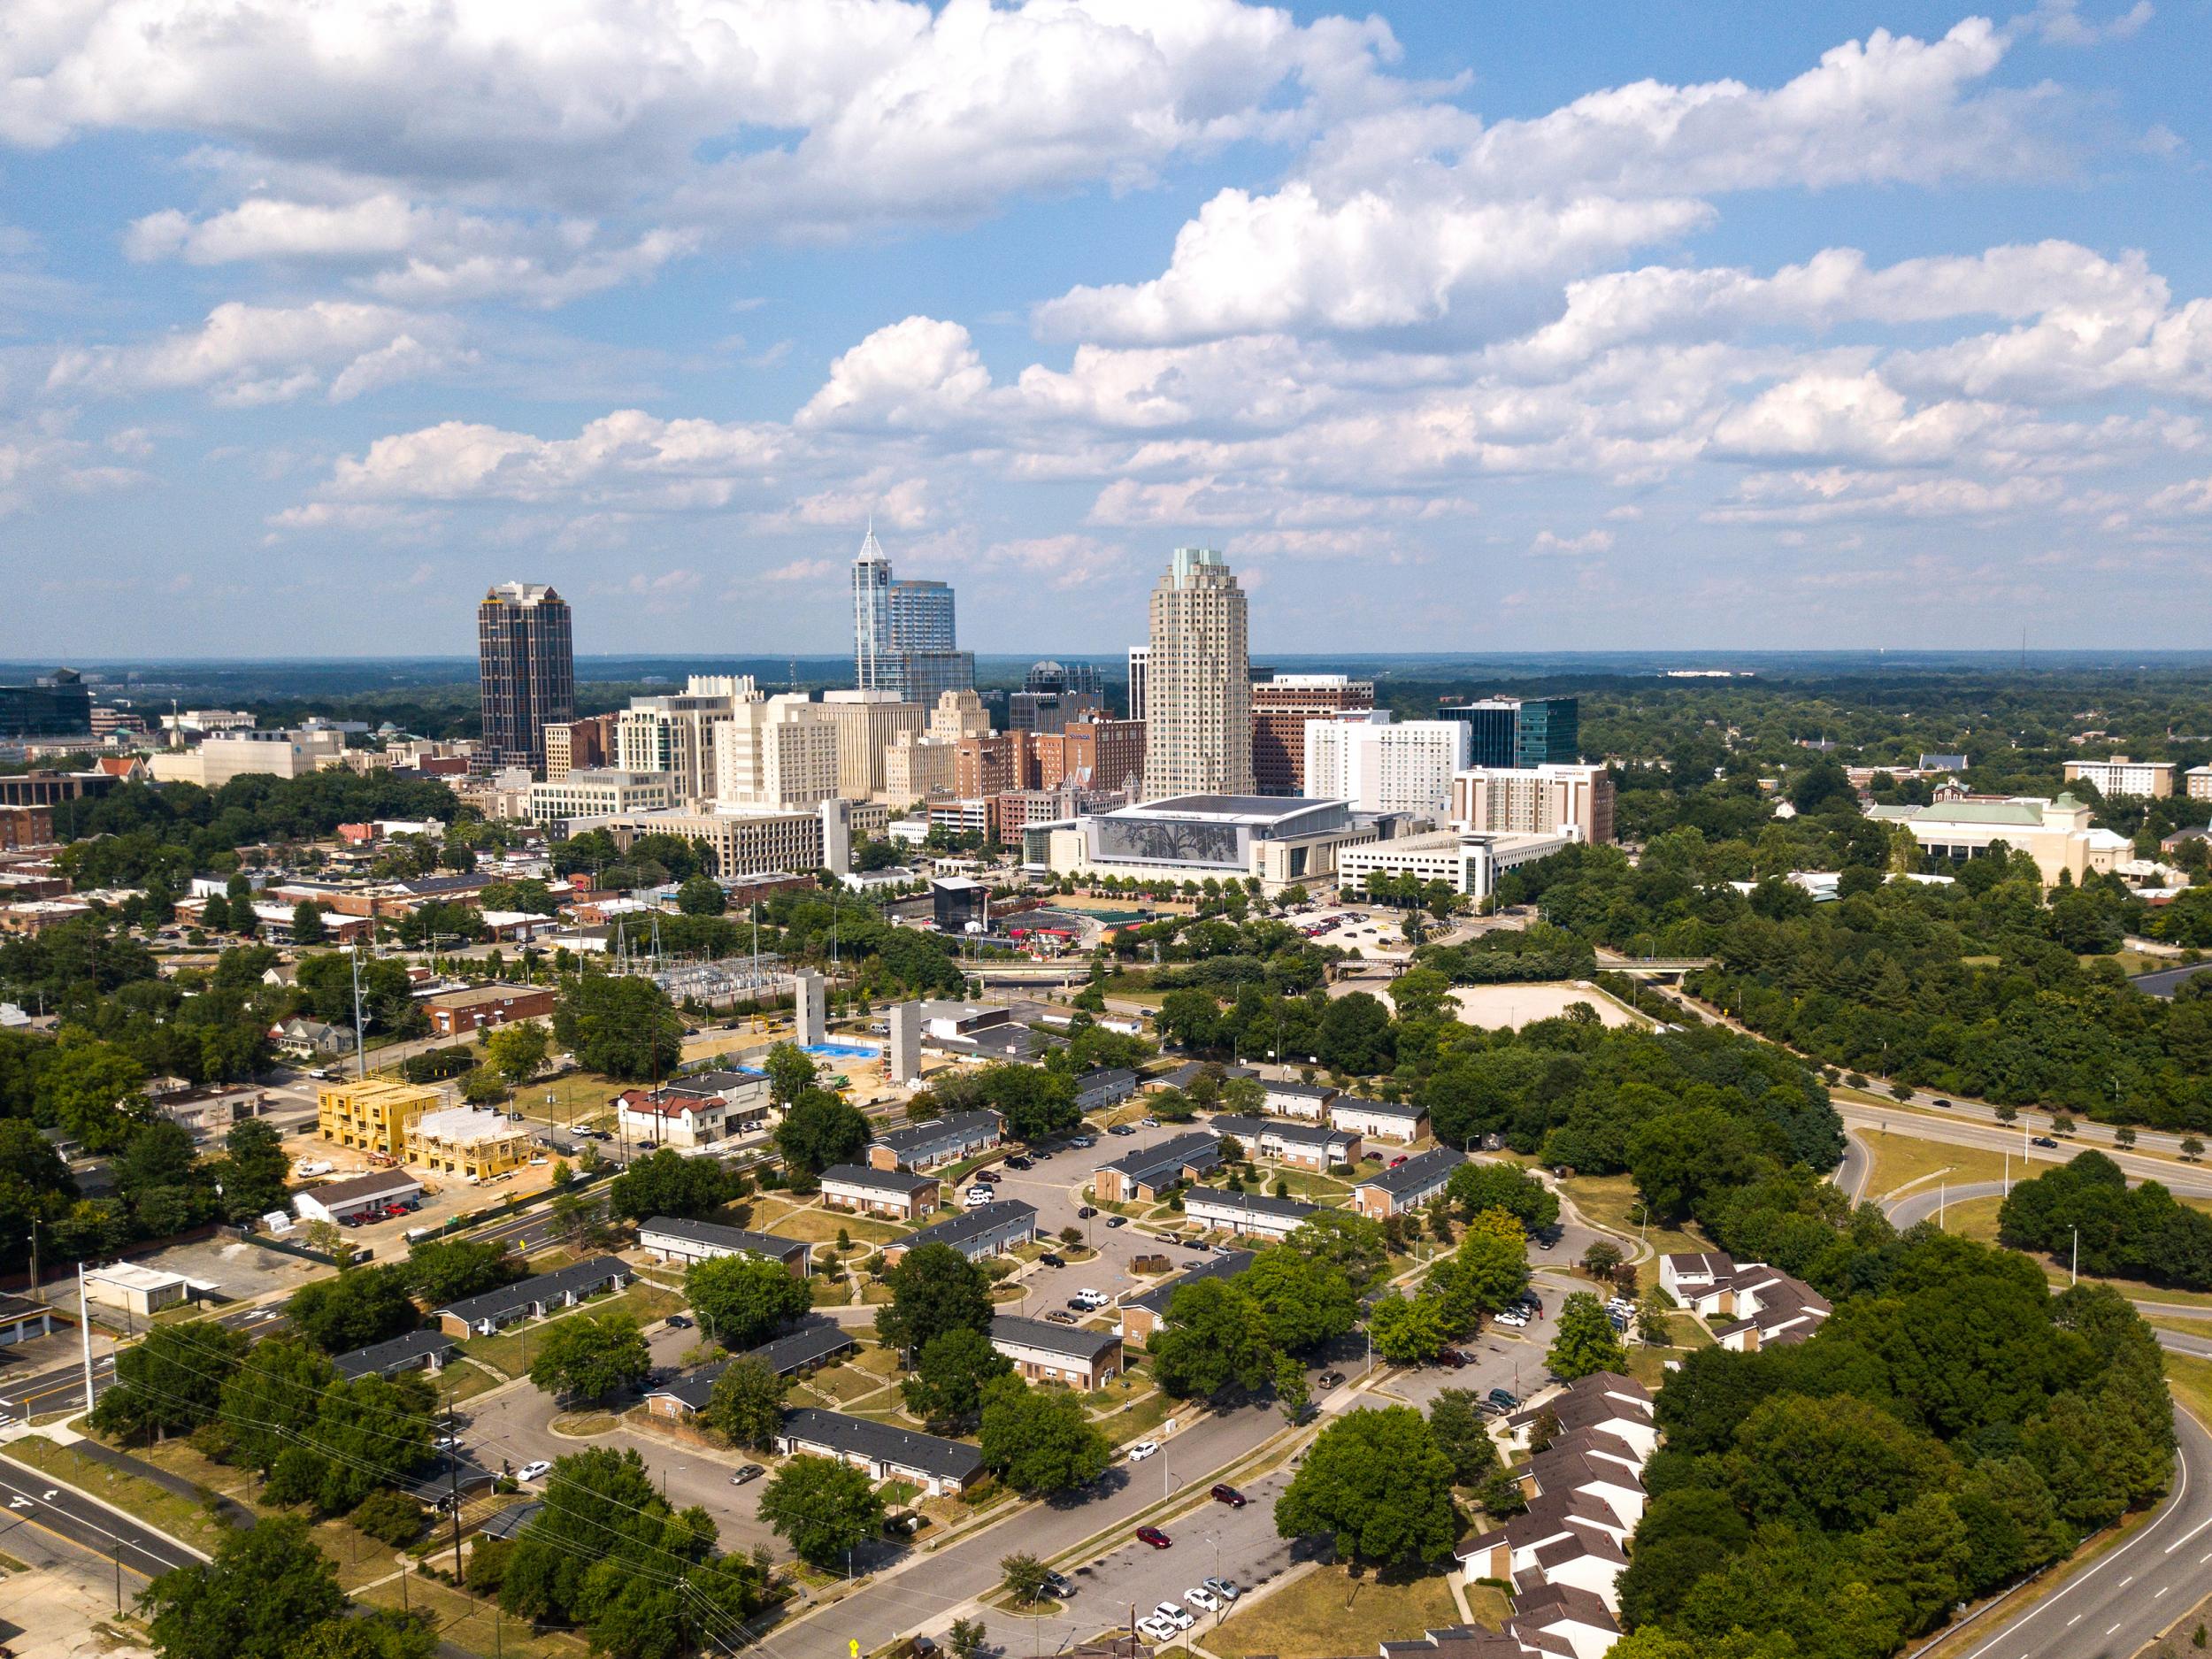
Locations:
5;4;2211;658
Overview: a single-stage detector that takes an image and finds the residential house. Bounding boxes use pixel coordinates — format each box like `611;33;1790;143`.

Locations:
1090;1130;1222;1203
1181;1188;1318;1241
1073;1067;1140;1113
879;1201;1036;1267
867;1110;1005;1172
1328;1094;1430;1143
1353;1145;1464;1217
333;1330;456;1382
1145;1061;1257;1095
1209;1113;1360;1171
435;1256;630;1338
775;1409;984;1497
274;1018;357;1058
990;1315;1124;1390
818;1164;938;1221
635;1217;810;1276
1262;1079;1337;1119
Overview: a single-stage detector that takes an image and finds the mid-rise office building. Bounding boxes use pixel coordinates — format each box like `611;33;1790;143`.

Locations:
1010;659;1106;734
1142;548;1251;799
1440;695;1580;770
0;670;92;741
477;582;574;774
1252;674;1375;795
851;526;972;704
713;694;840;810
1033;713;1146;795
615;675;749;804
1125;646;1148;723
820;689;926;800
2062;756;2175;799
1452;764;1615;844
542;713;617;783
527;768;676;829
1305;713;1469;815
150;728;346;787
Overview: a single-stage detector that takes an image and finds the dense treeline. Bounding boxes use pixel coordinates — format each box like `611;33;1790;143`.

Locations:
1623;1235;2173;1659
1999;1150;2212;1291
1504;834;2212;1130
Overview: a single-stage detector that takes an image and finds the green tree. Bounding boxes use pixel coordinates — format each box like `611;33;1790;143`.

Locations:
35;1035;150;1154
903;1325;1013;1428
1153;1277;1277;1401
978;1374;1112;1494
92;1321;250;1443
1274;1355;1311;1424
677;876;727;916
291;901;328;945
1001;1553;1051;1604
761;1454;886;1568
948;1617;987;1659
762;1041;818;1109
875;1242;993;1354
1443;1162;1561;1232
1239;1246;1359;1352
705;1356;788;1450
553;973;683;1082
1426;1389;1504;1488
528;1312;650;1402
403;1239;523;1307
607;1145;731;1222
1282;1208;1390;1287
1547;1292;1629;1381
1427;1224;1530;1327
685;1255;810;1350
1274;1406;1460;1571
1367;1291;1452;1364
142;1516;346;1659
772;1087;872;1178
287;1263;420;1354
483;1022;551;1088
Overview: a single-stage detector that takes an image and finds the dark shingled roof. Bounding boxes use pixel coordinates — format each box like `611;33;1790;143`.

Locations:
779;1409;983;1483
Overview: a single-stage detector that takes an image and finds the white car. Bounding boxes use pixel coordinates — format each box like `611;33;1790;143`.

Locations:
1136;1617;1179;1645
1185;1586;1221;1613
964;1187;996;1208
1125;1440;1161;1462
1071;1287;1110;1310
1154;1602;1194;1631
518;1461;552;1482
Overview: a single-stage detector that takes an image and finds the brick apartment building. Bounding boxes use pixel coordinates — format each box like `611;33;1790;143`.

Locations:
424;984;557;1036
1251;675;1374;795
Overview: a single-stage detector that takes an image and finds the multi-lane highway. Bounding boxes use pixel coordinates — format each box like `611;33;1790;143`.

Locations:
0;1355;114;1425
0;1452;202;1582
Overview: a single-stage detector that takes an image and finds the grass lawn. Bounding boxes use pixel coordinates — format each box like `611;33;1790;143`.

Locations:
1094;1387;1178;1446
804;1362;895;1405
442;1359;506;1405
1557;1173;1705;1257
1462;1582;1511;1629
1928;1193;2005;1245
462;1282;681;1377
7;1436;234;1557
1859;1130;2011;1200
811;1276;856;1308
751;1199;905;1247
356;1571;591;1659
1208;1566;1464;1659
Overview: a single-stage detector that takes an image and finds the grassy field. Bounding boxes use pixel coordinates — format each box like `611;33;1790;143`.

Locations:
1927;1193;2006;1244
461;1282;681;1377
1557;1173;1705;1258
6;1436;234;1557
1208;1566;1467;1659
1094;1386;1178;1447
356;1570;592;1659
1859;1129;2022;1200
750;1197;907;1246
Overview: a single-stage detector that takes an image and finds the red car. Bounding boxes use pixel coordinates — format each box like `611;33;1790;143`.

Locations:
1210;1484;1247;1508
1135;1525;1171;1549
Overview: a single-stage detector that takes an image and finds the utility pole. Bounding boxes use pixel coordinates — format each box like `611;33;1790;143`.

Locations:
76;1262;94;1416
350;947;368;1080
2071;1226;2078;1286
447;1390;464;1578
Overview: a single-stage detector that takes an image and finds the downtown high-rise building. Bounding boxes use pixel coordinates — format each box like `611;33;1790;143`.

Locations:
850;526;972;703
1125;646;1148;723
1440;695;1581;768
1141;547;1251;800
1251;673;1375;795
477;582;574;774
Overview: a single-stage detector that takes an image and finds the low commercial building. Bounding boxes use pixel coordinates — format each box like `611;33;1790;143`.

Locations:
990;1315;1123;1390
405;1106;534;1182
867;1110;1004;1172
83;1263;194;1319
879;1201;1037;1267
1209;1114;1360;1171
318;1079;441;1160
615;1071;773;1148
435;1256;630;1338
1090;1131;1222;1203
526;770;676;830
776;1409;984;1497
1353;1146;1464;1218
1865;791;2125;886
636;1217;810;1276
293;1170;424;1225
152;1083;268;1139
0;1293;54;1348
424;984;556;1037
818;1164;938;1221
1118;1250;1254;1345
1336;827;1576;902
1329;1095;1430;1144
333;1330;456;1382
1181;1188;1318;1241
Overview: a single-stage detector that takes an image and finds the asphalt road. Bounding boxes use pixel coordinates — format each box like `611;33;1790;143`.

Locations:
1834;1101;2212;1199
2131;962;2212;1000
1835;1133;1871;1205
0;1451;201;1581
0;1355;114;1424
1952;1406;2212;1659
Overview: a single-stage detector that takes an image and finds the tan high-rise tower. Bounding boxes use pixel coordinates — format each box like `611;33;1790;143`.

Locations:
1142;547;1252;799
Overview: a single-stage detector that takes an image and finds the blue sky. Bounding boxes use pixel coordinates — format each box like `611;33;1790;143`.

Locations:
3;0;2209;660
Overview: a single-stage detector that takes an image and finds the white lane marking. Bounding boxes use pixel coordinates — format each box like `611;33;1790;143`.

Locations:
2165;1512;2212;1553
2157;1586;2170;1598
2119;1576;2135;1586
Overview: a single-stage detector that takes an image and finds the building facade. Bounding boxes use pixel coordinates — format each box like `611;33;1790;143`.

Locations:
2062;757;2175;798
615;676;748;803
712;694;840;809
1125;646;1148;723
1304;713;1469;815
1143;548;1251;799
527;769;676;827
1440;696;1580;770
478;582;574;774
541;713;617;783
0;669;93;740
317;1079;442;1160
820;690;926;800
1251;674;1375;795
1452;764;1615;844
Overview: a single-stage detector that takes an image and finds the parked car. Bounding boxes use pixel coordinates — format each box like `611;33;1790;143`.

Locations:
1185;1586;1220;1613
1317;1370;1345;1388
964;1187;996;1208
1487;1387;1519;1410
1106;1216;1128;1228
731;1463;766;1484
1071;1287;1110;1309
1140;1117;1160;1128
1210;1483;1247;1507
1039;1252;1064;1268
1153;1602;1194;1631
1044;1571;1077;1600
1126;1440;1161;1462
1202;1577;1240;1602
1135;1525;1171;1548
1006;1156;1033;1170
1434;1348;1466;1368
1136;1618;1177;1646
1045;1310;1079;1325
665;1314;693;1329
1109;1125;1137;1137
1076;1205;1098;1218
518;1461;552;1481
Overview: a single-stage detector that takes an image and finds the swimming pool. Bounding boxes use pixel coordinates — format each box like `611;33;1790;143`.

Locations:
803;1042;879;1058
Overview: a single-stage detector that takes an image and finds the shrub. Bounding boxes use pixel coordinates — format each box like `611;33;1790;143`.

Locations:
349;1487;427;1546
